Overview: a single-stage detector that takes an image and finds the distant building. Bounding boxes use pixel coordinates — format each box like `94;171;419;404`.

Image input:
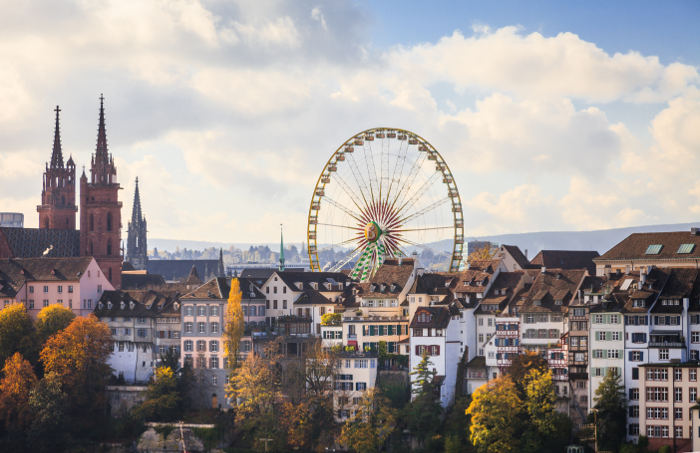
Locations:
146;252;224;282
0;213;23;228
126;177;148;270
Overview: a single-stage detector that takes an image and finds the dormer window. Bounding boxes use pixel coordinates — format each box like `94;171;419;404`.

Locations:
120;301;125;310
555;300;562;306
129;301;135;310
107;301;113;309
417;312;432;323
633;299;645;308
645;244;663;255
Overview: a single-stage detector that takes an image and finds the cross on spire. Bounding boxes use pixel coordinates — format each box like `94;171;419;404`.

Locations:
50;105;64;168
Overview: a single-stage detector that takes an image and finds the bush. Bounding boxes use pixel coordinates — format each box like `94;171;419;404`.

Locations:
658;446;671;453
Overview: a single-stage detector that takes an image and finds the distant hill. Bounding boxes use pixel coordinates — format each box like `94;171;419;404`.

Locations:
150;222;700;258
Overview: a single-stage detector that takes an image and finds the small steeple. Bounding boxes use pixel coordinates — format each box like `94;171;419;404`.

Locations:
50;105;64;168
185;265;202;286
218;248;225;277
131;177;143;224
279;224;285;272
95;94;108;165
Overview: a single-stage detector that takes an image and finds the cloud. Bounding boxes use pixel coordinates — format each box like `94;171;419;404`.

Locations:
1;1;699;243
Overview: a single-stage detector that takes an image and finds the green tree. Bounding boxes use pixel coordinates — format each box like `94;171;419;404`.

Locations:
593;368;626;452
521;368;558;453
339;388;397;453
406;352;443;449
35;303;75;344
27;374;69;453
466;377;522;453
320;312;341;326
224;278;245;367
0;303;37;367
506;352;548;393
133;366;181;422
39;315;112;435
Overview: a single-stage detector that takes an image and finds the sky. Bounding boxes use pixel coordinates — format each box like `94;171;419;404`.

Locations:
1;0;699;244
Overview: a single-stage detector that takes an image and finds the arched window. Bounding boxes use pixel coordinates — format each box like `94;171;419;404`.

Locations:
106;212;112;231
89;214;94;231
107;240;112;256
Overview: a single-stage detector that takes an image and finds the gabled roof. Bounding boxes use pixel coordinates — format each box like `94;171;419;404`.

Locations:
95;290;153;317
479;271;528;312
294;288;336;305
0;227;80;258
529;250;599;274
410;306;452;329
274;270;351;293
146;259;222;282
453;269;492;295
500;245;530;269
597;231;700;261
517;268;586;313
181;277;265;301
0;257;94;297
410;272;454;295
121;272;166;290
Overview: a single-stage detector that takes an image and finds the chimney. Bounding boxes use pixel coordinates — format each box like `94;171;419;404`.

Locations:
640;268;647;285
541;266;546;274
524;249;528;259
692;227;699;236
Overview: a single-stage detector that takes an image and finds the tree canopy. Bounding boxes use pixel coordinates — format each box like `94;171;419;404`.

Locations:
339;388;397;453
35;304;75;344
593;368;626;452
0;352;37;432
0;303;37;367
224;277;245;368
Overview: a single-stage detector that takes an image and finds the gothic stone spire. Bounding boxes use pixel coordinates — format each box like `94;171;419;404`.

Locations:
131;177;143;224
95;94;108;165
51;105;63;168
279;224;285;271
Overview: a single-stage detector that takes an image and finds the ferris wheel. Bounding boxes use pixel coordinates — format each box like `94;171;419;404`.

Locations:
307;127;464;281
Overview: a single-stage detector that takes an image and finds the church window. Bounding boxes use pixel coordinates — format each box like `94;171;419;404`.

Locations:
107;212;113;231
107;241;112;255
90;214;94;231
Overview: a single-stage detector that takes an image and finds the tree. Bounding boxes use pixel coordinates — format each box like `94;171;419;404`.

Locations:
226;339;286;449
0;303;37;367
593;368;626;452
39;315;112;434
35;303;75;344
27;374;69;452
506;352;548;393
467;244;496;264
320;312;341;326
521;368;558;453
406;352;443;448
133;366;181;422
339;388;397;453
466;377;522;453
224;277;245;368
304;341;338;397
0;352;37;432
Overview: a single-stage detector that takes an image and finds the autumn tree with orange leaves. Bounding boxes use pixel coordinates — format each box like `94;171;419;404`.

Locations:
40;315;112;433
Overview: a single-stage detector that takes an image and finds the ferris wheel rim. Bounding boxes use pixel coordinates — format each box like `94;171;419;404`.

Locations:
306;127;464;278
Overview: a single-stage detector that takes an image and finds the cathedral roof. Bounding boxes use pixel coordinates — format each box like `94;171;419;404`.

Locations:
0;227;80;258
146;259;222;282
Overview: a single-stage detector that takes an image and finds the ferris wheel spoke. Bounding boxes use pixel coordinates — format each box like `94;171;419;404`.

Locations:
317;222;363;231
393;171;442;219
383;139;408;208
361;143;379;204
346;151;374;209
330;243;367;272
388;151;427;213
334;172;371;217
323;196;366;224
395;196;451;226
393;225;455;233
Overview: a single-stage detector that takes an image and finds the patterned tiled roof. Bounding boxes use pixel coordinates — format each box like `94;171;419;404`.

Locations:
0;227;80;258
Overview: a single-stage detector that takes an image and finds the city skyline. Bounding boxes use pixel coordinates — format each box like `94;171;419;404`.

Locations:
1;1;699;243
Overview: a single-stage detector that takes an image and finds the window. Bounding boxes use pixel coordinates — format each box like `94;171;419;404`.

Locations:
29;286;34;294
646;368;668;381
675;426;683;439
628;405;639;418
212;375;218;385
211;322;219;334
355;382;367;391
42;299;49;307
691;369;697;381
354;359;368;368
660;349;669;360
675;407;683;420
645;387;667;401
632;333;647;343
43;285;48;293
678;243;696;254
210;306;219;316
184;340;193;352
629;424;639;436
632;368;639;380
210;357;219;369
184;322;193;333
675;387;683;402
629;351;644;361
68;285;73;293
137;328;147;338
57;285;62;293
645;244;663;254
693;332;700;343
691;387;697;402
185;306;193;316
675;368;683;381
198;306;206;316
28;300;34;309
196;340;206;352
646;407;668;419
594;314;603;324
209;341;219;352
198;322;206;333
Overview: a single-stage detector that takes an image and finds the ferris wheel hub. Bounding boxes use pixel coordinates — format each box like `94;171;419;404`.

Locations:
364;221;382;243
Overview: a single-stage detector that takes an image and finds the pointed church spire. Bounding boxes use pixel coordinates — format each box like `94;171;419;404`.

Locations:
279;224;285;271
131;177;142;224
50;105;63;168
95;94;108;165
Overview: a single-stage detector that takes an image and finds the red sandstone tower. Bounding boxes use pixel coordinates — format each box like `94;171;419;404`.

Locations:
37;106;77;229
80;95;122;288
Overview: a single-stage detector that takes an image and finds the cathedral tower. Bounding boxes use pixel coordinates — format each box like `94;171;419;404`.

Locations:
37;106;77;229
126;177;148;270
80;95;122;288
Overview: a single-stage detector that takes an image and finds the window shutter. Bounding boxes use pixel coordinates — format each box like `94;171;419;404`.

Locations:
415;346;420;355
435;345;440;355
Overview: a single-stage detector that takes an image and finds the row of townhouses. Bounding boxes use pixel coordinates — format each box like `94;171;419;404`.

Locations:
7;229;700;450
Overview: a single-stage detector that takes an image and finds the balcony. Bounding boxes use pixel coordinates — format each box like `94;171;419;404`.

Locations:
496;330;519;338
649;332;685;348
